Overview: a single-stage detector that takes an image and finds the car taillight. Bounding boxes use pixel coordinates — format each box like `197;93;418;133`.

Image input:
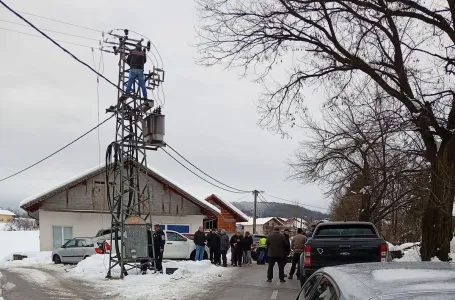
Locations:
95;247;104;254
252;243;257;247
379;243;388;262
105;241;111;251
304;245;312;266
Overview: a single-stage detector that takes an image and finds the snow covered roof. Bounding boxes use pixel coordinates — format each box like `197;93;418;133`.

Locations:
20;162;221;216
237;217;284;226
205;194;249;222
0;209;15;216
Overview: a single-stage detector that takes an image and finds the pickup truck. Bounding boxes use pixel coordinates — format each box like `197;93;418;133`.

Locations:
299;221;388;286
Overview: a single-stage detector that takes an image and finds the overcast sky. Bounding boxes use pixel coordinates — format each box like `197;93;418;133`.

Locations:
0;0;327;213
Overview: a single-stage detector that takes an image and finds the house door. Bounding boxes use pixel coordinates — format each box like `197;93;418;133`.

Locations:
53;226;73;249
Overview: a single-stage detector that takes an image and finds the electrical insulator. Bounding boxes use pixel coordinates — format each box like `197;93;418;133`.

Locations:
147;41;151;51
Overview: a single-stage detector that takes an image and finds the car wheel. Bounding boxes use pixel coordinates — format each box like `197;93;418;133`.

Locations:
190;250;196;261
83;255;89;260
53;254;61;264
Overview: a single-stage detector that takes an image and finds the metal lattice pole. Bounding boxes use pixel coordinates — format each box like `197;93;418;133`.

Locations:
102;30;165;279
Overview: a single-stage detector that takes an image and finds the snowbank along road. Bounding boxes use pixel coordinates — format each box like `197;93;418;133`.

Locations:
0;266;111;300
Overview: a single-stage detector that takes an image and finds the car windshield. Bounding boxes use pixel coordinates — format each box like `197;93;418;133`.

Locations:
315;224;376;237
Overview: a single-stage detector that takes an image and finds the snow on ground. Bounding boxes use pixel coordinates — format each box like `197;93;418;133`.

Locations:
68;255;233;300
0;251;52;268
0;230;40;261
394;237;455;262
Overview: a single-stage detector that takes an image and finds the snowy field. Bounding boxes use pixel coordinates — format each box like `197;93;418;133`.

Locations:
0;229;39;261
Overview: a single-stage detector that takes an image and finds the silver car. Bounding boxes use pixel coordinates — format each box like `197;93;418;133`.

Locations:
52;237;104;264
296;262;455;300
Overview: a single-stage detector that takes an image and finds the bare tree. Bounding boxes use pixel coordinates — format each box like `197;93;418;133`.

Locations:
5;217;38;231
289;90;427;224
196;0;455;260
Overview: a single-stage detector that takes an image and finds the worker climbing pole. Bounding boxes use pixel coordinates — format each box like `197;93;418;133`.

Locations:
101;29;166;279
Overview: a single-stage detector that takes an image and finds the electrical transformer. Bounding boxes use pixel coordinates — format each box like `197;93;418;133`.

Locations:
143;113;165;145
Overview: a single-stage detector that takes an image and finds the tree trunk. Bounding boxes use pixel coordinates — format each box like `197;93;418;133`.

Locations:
359;193;372;222
359;155;371;222
420;140;455;261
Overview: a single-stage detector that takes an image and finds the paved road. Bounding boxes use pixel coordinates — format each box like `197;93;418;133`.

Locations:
0;267;109;300
201;264;301;300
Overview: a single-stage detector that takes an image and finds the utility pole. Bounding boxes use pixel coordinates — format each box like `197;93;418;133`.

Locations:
102;29;165;279
253;190;258;234
252;190;265;234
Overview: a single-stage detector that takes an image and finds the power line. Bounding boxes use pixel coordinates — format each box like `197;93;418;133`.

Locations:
263;193;328;210
0;1;120;91
0;115;115;183
233;193;250;202
0;6;102;33
258;193;273;209
0;19;100;41
0;27;97;49
166;143;250;193
160;148;248;194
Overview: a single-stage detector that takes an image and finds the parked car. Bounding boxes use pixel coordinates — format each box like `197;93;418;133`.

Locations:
296;262;455;300
182;233;194;240
96;228;209;260
299;221;389;286
52;237;104;264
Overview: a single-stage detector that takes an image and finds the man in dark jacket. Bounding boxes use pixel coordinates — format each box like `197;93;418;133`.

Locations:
283;228;291;277
206;229;216;263
121;44;148;100
241;231;253;265
193;226;206;261
230;231;243;267
211;230;221;265
153;224;165;272
266;227;287;282
219;229;230;267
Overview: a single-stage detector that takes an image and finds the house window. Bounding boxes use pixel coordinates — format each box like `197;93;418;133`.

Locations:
52;226;73;250
203;218;218;230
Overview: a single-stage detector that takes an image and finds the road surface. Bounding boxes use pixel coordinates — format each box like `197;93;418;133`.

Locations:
0;267;110;300
200;263;301;300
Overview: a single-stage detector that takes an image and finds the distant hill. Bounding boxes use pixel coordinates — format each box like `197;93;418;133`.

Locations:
232;201;329;220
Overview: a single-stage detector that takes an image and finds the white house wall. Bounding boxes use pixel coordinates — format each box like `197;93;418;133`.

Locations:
39;210;204;251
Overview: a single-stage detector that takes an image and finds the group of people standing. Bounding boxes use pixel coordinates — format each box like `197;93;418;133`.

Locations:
193;226;231;267
229;231;254;267
191;225;309;283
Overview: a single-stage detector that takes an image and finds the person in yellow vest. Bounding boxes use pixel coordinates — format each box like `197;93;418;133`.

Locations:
257;236;267;264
